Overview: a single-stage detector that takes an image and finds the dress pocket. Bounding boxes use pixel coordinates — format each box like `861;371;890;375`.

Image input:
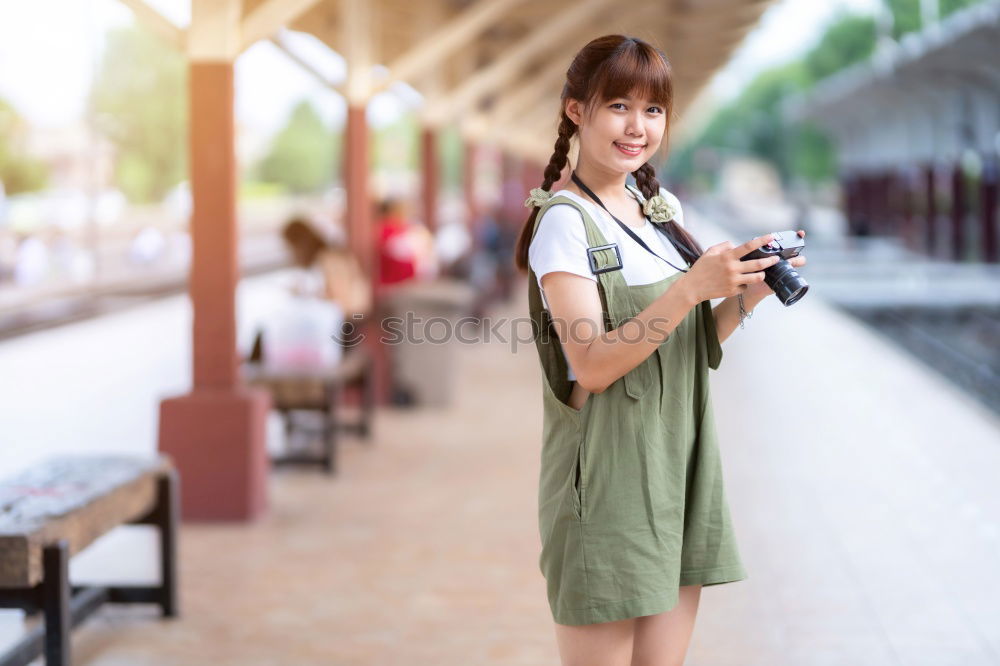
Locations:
699;300;723;370
570;436;586;521
623;353;655;400
542;369;594;419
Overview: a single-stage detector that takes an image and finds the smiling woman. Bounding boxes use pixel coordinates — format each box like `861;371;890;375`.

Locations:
512;34;762;666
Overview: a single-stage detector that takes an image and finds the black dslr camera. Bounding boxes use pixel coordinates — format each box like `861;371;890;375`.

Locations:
739;230;808;306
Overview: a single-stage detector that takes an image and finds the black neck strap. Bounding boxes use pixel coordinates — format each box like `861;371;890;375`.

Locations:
570;171;690;273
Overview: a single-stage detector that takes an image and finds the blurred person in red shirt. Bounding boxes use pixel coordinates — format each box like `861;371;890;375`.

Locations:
374;198;435;290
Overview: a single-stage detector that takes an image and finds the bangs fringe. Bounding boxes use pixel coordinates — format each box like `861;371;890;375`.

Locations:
589;38;672;108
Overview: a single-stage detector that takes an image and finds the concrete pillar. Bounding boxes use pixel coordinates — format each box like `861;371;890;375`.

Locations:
158;61;271;522
421;126;439;233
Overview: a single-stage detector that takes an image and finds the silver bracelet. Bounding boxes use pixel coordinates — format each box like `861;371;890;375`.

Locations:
737;291;753;329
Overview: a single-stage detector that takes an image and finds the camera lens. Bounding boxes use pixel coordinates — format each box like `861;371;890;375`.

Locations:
764;259;809;306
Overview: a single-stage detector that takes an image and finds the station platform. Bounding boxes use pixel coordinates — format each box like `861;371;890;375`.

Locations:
1;224;999;664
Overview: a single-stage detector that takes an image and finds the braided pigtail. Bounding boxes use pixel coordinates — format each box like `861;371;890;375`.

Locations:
514;114;577;272
633;161;704;265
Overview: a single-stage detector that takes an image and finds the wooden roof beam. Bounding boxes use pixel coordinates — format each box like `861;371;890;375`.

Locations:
189;0;242;61
485;57;569;126
268;31;345;94
374;0;531;96
422;0;614;126
342;0;373;104
116;0;186;51
241;0;326;51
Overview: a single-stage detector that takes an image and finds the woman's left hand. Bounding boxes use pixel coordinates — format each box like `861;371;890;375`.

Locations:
742;229;807;303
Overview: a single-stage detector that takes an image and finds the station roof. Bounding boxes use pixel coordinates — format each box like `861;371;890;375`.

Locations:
785;1;1000;128
124;0;779;162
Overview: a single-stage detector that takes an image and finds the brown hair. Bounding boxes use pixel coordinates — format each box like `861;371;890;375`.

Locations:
282;216;328;268
513;34;704;272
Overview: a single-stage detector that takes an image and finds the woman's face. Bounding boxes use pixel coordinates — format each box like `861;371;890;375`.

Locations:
567;92;667;174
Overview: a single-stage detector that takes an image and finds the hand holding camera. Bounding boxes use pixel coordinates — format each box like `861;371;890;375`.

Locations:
678;230;808;307
737;230;808;306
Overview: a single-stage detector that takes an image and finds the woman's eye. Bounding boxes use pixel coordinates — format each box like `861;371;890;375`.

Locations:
647;106;663;114
610;103;626;110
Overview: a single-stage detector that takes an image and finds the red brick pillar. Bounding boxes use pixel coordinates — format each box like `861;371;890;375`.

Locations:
345;104;390;406
158;62;271;522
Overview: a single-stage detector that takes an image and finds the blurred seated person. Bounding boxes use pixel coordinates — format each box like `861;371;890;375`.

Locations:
281;216;372;344
374;198;437;291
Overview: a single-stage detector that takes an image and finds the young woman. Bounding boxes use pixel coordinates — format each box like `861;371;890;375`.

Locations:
513;35;807;665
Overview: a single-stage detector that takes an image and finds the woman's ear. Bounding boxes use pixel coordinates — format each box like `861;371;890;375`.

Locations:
564;99;583;126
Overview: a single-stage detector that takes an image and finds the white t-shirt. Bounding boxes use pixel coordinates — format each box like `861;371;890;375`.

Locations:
528;187;687;381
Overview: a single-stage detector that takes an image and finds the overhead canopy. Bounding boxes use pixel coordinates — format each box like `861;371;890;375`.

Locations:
255;0;777;162
119;0;777;162
784;1;1000;171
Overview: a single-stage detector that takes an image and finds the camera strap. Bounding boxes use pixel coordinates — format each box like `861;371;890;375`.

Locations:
570;171;690;274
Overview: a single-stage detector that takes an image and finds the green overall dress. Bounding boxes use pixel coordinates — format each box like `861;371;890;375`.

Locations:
529;189;748;626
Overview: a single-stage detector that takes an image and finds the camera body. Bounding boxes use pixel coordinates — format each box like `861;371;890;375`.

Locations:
738;230;808;306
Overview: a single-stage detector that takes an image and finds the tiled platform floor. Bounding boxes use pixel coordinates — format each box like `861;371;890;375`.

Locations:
2;254;999;664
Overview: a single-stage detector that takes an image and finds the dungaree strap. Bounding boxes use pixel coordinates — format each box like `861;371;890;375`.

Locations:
529;194;656;399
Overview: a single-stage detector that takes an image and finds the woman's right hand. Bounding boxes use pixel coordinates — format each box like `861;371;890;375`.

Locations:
678;233;782;304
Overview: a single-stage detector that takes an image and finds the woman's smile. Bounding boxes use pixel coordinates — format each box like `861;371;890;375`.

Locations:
613;141;646;157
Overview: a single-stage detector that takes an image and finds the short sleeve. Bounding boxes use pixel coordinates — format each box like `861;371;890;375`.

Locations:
659;187;684;226
528;203;598;286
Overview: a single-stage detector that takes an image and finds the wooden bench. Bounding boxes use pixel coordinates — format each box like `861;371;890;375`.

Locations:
0;455;178;666
242;345;375;475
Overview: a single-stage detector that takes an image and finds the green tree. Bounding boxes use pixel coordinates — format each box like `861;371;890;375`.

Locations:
667;12;878;188
256;100;337;193
888;0;985;40
886;0;921;39
88;26;187;203
803;14;877;82
0;98;48;194
940;0;984;15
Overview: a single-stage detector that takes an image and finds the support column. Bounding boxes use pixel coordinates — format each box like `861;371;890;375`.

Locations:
841;174;856;236
857;174;873;237
341;0;391;405
899;168;916;251
159;0;270;522
422;127;439;233
951;161;966;261
980;155;998;263
875;172;891;236
924;164;937;257
345;104;389;405
345;105;372;278
501;151;521;224
463;140;478;239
